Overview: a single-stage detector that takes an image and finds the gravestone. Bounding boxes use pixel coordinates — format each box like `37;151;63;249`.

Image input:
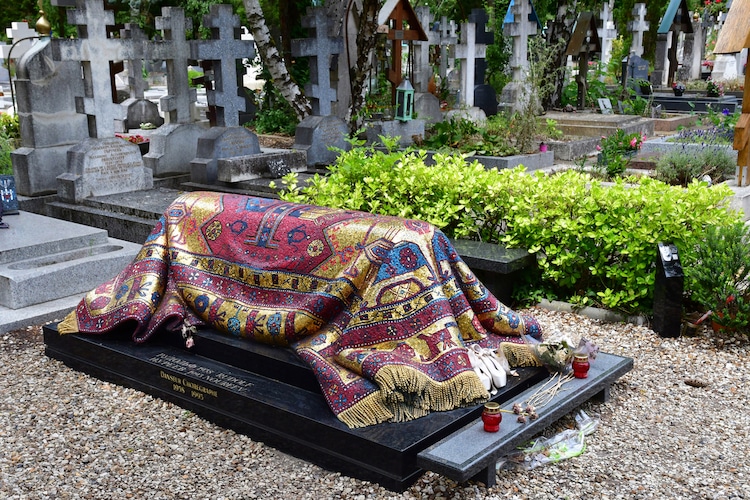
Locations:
598;98;613;114
11;38;89;196
598;1;618;71
622;53;650;94
629;4;650;57
143;6;201;177
652;0;693;88
455;9;493;111
58;137;154;203
192;4;256;127
565;12;601;109
500;0;539;112
290;7;344;117
413;7;440;93
120;23;164;131
190;126;261;184
414;92;442;124
294;114;350;166
0;22;38;61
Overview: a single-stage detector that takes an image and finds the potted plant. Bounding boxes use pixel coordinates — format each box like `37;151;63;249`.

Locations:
706;78;724;97
684;221;750;339
672;82;686;96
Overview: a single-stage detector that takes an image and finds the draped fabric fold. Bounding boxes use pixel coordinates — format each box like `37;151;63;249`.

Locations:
59;192;542;428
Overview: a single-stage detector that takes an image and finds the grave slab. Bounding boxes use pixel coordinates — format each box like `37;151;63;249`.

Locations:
0;211;141;309
293;115;351;166
190;127;261;184
42;322;548;491
217;150;307;182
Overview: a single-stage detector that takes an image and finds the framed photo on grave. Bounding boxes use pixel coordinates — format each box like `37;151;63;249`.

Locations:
0;175;19;214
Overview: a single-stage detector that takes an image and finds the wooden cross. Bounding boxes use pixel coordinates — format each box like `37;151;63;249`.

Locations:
377;0;428;102
713;0;750;186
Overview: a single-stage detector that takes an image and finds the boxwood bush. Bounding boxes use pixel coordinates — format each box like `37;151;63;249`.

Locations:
275;141;740;314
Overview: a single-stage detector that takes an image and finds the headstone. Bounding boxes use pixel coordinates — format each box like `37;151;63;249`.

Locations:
629;4;650;57
598;98;613;114
598;1;618;70
190;127;261;184
293;114;350;167
0;22;39;61
192;4;256;127
565;12;601;109
652;0;693;88
120;23;164;131
438;17;458;82
11;38;89;196
290;7;344;117
57;137;154;203
455;9;492;109
414;92;442;124
622;52;650;93
500;0;539;112
144;6;200;177
51;0;134;138
413;7;440;93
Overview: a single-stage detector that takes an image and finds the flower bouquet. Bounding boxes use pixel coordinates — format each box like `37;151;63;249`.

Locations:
706;79;724;97
672;82;686;96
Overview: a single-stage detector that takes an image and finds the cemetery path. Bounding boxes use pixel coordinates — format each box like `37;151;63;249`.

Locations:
1;308;747;499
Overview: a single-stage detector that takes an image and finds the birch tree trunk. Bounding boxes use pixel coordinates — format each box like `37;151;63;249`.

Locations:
242;0;311;121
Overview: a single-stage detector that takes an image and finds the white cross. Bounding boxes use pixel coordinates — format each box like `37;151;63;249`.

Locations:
504;0;538;83
629;3;650;56
0;22;39;60
599;1;618;67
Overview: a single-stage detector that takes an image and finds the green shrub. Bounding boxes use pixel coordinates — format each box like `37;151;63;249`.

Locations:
251;107;297;136
683;221;750;340
0;114;19;176
654;148;736;186
275;143;739;314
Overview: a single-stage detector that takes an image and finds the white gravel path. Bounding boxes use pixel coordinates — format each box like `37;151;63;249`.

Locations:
1;307;747;499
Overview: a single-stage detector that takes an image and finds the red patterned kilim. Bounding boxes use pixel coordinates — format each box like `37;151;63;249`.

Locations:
60;192;542;427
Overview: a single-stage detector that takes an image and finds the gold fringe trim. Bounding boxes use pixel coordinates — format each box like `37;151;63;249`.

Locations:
57;310;80;335
337;366;488;428
500;342;542;367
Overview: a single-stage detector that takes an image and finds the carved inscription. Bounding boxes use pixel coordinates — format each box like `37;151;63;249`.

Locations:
82;139;146;196
150;352;254;401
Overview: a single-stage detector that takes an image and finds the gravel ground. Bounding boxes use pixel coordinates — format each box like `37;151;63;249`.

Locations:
1;307;748;500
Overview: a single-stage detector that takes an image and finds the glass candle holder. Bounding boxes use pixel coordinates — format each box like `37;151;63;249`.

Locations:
481;402;502;432
572;354;590;379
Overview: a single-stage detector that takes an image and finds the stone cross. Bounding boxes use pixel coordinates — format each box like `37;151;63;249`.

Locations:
629;3;650;56
192;4;256;127
290;7;343;117
455;9;492;107
0;22;39;60
412;7;441;93
598;1;617;69
52;0;135;138
121;23;148;101
504;0;538;85
153;7;195;125
439;16;458;80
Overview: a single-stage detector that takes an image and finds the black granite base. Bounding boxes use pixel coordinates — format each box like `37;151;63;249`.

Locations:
43;324;547;491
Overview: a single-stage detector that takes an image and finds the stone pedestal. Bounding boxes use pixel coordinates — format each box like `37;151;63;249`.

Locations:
190;127;261;184
293;115;350;167
365;120;426;148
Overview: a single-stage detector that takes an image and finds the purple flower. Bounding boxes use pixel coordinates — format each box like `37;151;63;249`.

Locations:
722;108;730;116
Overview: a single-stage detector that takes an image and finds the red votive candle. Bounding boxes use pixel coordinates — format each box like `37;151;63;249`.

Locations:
482;402;502;432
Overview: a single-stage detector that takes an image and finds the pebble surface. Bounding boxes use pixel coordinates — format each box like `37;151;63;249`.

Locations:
1;307;748;499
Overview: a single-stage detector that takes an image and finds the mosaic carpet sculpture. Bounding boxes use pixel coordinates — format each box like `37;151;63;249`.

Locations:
60;192;542;427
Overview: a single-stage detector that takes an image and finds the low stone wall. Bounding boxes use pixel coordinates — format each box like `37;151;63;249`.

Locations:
641;135;738;161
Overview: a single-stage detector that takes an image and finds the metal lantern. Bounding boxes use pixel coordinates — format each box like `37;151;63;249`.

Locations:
394;78;414;122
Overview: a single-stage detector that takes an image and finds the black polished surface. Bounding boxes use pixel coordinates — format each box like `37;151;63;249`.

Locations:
451;239;536;274
43;323;547;491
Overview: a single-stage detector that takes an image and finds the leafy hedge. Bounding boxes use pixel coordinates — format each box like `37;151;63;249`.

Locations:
276;142;740;314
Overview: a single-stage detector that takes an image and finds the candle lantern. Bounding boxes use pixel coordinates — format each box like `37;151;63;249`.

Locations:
394;78;414;122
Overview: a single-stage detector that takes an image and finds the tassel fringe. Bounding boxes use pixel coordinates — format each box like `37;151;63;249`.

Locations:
57;310;80;335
